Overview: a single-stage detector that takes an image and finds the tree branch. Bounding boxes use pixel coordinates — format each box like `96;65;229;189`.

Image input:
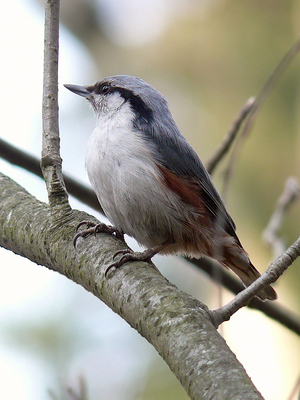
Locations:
206;97;255;175
1;138;299;335
190;257;300;335
211;236;300;327
0;172;264;399
41;0;67;205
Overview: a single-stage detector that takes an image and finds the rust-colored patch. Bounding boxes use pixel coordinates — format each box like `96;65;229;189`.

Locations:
157;164;215;250
157;164;203;210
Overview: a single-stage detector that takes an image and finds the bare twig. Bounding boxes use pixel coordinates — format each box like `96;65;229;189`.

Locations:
190;257;300;335
263;177;300;259
206;97;255;175
41;0;68;205
287;373;300;400
211;235;300;328
67;376;88;400
222;38;300;197
47;377;88;400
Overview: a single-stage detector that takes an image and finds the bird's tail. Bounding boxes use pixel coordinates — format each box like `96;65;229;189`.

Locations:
229;260;277;301
220;242;277;301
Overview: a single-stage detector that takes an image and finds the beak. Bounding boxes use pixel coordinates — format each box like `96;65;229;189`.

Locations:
64;84;91;99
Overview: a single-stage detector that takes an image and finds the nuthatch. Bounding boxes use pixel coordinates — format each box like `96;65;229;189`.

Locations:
65;75;277;301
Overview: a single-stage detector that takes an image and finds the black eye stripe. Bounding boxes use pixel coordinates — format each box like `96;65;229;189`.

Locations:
87;82;154;124
114;87;153;124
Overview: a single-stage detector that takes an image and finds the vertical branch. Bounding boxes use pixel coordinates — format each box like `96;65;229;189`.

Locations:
41;0;68;206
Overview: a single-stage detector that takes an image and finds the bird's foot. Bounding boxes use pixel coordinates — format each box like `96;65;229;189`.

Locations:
105;242;169;277
73;221;124;247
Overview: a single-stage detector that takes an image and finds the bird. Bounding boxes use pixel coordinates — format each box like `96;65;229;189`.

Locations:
64;75;277;301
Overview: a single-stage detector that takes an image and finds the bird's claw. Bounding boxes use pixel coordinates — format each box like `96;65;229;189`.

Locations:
75;221;95;232
73;222;97;247
105;242;170;277
73;221;124;247
112;249;132;260
105;249;155;277
105;251;135;277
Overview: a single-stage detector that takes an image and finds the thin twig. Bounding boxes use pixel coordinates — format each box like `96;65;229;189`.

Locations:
67;376;88;400
206;97;255;175
41;0;68;205
263;177;300;259
287;373;300;400
211;236;300;328
190;257;300;335
222;38;300;198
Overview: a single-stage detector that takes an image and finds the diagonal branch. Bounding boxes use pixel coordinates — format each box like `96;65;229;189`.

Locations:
190;257;300;335
206;97;255;175
263;177;300;259
221;38;300;197
211;236;300;328
0;172;264;400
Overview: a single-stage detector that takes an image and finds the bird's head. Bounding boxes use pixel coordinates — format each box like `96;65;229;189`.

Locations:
64;75;170;126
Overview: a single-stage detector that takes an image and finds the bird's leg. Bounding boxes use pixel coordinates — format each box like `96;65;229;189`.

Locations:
105;240;171;277
73;221;124;247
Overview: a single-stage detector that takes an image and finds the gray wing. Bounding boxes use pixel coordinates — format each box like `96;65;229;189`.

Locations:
136;117;238;241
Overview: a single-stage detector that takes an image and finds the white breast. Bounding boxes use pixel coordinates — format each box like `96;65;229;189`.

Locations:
85;103;197;249
85;104;161;241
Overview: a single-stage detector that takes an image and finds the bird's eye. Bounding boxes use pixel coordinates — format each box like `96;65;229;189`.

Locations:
102;85;110;95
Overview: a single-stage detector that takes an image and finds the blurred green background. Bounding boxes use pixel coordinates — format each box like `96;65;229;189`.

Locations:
0;0;299;399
